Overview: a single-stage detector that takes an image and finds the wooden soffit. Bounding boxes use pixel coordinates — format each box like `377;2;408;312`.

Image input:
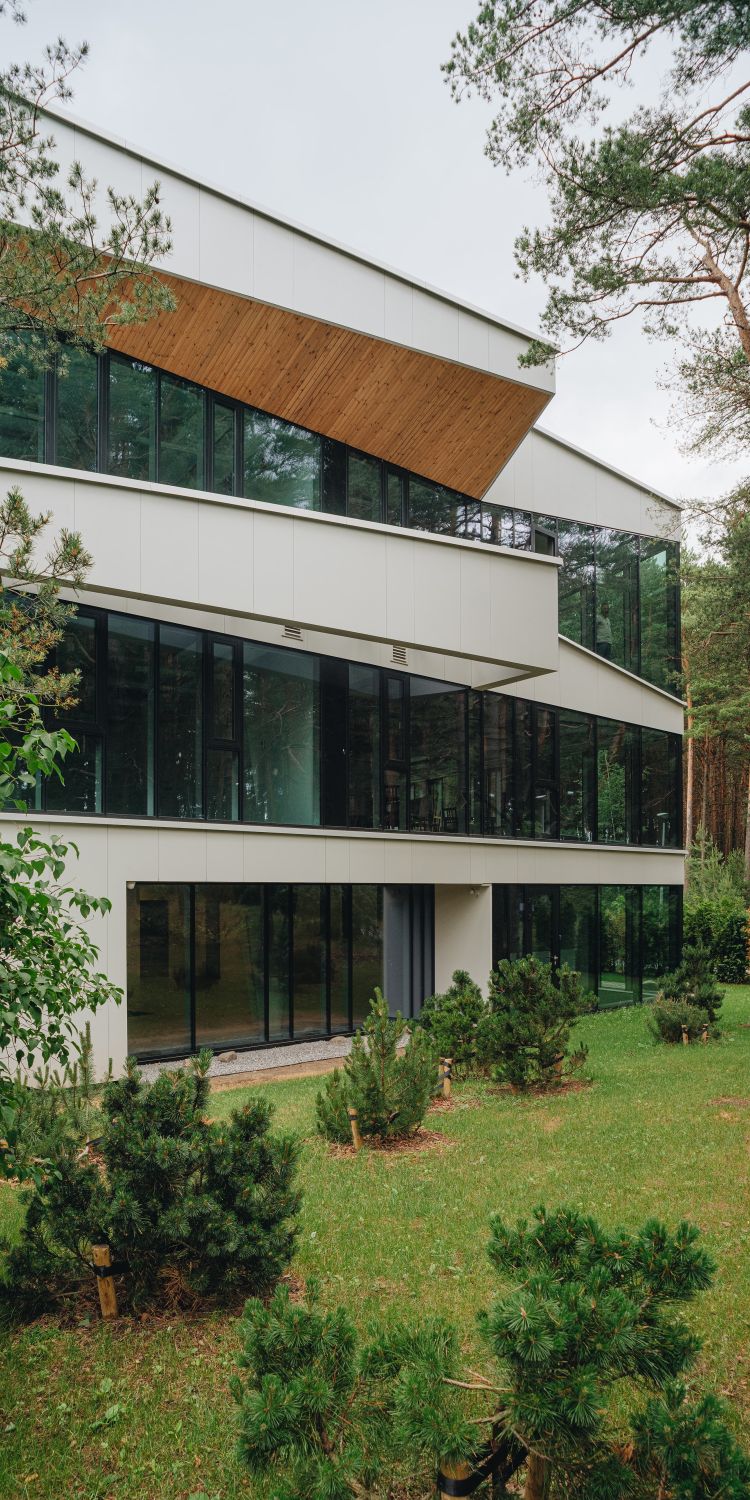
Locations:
107;273;551;497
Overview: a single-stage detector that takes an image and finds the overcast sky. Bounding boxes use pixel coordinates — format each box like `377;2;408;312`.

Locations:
8;0;746;510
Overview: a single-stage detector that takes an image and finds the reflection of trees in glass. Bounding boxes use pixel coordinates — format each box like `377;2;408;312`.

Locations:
243;646;319;826
352;885;383;1022
595;528;639;671
597;719;628;842
243;410;320;509
158;626;203;819
0;333;45;461
407;478;465;536
640;541;679;691
56;346;98;470
557;521;595;647
559;709;595;840
108;354;156;481
347;452;382;522
409;681;467;832
159;373;205;489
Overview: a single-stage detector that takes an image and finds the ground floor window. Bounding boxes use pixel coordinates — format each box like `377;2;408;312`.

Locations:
492;883;682;1009
127;882;434;1059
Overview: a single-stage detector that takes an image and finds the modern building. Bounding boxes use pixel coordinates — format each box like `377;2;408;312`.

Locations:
0;117;684;1077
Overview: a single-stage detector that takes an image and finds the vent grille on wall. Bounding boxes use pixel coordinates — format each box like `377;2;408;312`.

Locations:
392;644;408;666
282;624;303;642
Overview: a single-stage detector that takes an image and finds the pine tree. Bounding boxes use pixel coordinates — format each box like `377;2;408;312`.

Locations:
416;969;486;1074
232;1281;465;1500
316;990;437;1144
660;942;724;1024
1;1051;301;1314
478;959;595;1089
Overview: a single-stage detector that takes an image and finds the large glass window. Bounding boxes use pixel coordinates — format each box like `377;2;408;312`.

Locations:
640;539;679;692
194;884;264;1047
127;883;192;1057
243;409;320;509
559;886;597;995
159;372;204;489
347;451;382;523
595;528;639;672
383;676;407;831
267;885;291;1039
597;719;637;844
642;885;681;1000
46;613;101;814
106;616;155;817
515;700;535;839
483;694;514;836
211;399;236;495
409;679;467;834
559;708;595;842
557;521;595;649
56;346;98;471
108;354;156;481
481;502;515;548
408;478;465;537
352;885;383;1024
292;884;326;1037
329;885;351;1031
158;625;203;819
0;334;45;462
599;885;640;1007
534;706;558;839
348;664;380;829
641;728;680;848
243;644;320;826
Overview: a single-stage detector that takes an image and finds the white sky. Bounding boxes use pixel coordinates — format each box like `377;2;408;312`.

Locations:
7;0;747;511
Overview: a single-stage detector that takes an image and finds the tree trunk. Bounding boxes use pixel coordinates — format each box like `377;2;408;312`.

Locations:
524;1453;552;1500
684;669;694;873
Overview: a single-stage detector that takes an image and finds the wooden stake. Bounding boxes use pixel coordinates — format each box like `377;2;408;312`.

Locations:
442;1058;453;1100
681;1024;689;1046
701;1024;709;1045
439;1459;472;1499
347;1107;363;1152
92;1244;118;1320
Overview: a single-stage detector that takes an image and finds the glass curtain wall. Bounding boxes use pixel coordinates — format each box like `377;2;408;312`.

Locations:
34;604;682;848
492;883;682;1009
127;882;434;1058
0;335;680;693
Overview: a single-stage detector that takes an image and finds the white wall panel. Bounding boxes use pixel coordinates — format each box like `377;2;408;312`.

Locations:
434;886;493;994
198;188;254;295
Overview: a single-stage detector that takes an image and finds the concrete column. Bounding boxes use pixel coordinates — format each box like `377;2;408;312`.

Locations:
433;884;493;995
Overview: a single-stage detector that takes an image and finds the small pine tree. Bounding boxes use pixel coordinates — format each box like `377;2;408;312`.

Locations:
416;970;486;1074
232;1281;465;1500
1;1050;301;1315
660;941;724;1024
478;958;595;1089
315;990;437;1144
394;1205;747;1500
648;998;708;1045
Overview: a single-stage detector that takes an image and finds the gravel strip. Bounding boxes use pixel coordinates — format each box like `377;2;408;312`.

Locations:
139;1034;356;1083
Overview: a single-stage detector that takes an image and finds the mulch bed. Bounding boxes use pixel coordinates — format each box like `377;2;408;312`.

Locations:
326;1127;453;1159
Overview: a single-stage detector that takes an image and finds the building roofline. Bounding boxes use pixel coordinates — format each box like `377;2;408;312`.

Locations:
534;425;682;512
43;105;550;353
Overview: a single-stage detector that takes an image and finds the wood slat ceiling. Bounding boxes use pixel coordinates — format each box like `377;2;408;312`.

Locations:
107;273;550;497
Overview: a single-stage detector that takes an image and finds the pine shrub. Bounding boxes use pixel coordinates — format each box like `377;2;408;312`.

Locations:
660;941;724;1023
477;957;595;1089
232;1281;462;1500
415;969;486;1074
315;990;437;1144
648;998;708;1045
1;1050;301;1316
7;1024;103;1177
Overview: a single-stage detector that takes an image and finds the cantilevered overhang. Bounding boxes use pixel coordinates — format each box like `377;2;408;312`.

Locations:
35;110;556;495
106;273;551;497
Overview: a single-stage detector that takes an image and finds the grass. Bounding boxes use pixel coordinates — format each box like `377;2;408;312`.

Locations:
3;988;750;1498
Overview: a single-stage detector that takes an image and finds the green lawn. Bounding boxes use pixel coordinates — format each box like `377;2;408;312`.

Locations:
3;989;750;1499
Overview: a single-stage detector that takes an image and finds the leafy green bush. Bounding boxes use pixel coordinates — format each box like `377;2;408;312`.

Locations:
477;958;595;1090
315;990;437;1144
648;999;709;1044
415;969;486;1074
1;1051;301;1316
660;941;725;1022
684;898;748;984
